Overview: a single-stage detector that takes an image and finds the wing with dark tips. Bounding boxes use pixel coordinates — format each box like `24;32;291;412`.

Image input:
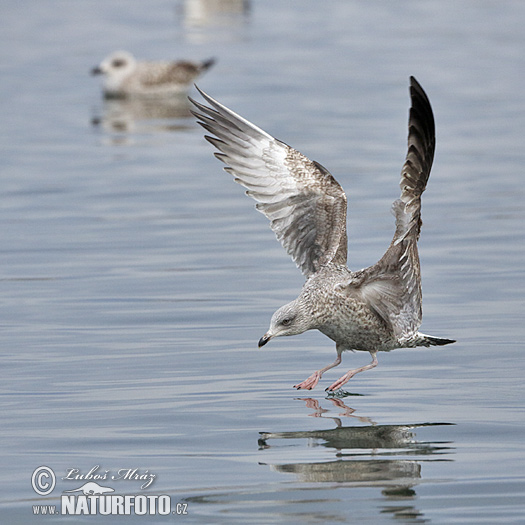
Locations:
396;75;436;242
340;77;435;339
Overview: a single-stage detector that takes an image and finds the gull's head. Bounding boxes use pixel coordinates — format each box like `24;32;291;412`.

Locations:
258;299;310;348
91;51;137;90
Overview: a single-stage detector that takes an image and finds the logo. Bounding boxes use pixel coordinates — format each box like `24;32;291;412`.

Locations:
63;482;115;495
31;466;56;496
31;465;188;517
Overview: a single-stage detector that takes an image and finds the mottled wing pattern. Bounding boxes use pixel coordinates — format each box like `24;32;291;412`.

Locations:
141;59;215;87
341;77;435;340
190;88;348;277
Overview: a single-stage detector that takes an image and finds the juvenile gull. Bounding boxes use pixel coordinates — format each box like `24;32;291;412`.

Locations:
92;51;215;98
190;77;455;391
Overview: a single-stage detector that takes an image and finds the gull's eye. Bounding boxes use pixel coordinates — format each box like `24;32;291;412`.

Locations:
112;59;126;68
281;318;292;326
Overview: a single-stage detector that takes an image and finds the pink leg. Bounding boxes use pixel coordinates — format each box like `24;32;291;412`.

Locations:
294;354;342;390
326;352;378;392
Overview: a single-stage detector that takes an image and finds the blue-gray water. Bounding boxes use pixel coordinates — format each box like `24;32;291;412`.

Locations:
1;0;525;523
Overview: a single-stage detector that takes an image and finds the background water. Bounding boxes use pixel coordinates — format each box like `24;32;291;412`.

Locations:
1;0;524;523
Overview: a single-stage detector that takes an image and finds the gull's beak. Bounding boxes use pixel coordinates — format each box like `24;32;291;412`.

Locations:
258;333;272;348
91;66;103;76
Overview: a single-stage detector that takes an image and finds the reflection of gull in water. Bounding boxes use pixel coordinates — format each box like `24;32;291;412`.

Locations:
259;419;454;483
267;458;422;484
257;399;454;522
92;51;215;98
259;422;453;455
191;77;455;391
91;96;194;134
299;397;376;425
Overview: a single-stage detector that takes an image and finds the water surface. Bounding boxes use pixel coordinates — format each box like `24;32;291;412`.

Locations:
1;0;525;523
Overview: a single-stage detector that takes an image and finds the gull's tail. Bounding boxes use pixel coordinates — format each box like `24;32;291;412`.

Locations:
200;58;216;72
408;333;456;347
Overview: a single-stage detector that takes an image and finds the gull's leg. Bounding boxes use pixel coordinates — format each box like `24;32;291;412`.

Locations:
326;352;378;392
294;346;343;390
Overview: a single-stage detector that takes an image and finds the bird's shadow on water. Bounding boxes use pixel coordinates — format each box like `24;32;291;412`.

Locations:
258;397;455;521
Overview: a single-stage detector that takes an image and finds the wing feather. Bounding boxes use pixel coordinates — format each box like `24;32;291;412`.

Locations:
191;87;348;277
338;77;435;340
140;60;214;87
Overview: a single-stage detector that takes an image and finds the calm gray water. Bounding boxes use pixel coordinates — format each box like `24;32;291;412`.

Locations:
1;0;525;523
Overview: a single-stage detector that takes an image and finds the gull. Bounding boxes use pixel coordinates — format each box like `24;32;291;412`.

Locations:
92;51;215;98
190;77;455;391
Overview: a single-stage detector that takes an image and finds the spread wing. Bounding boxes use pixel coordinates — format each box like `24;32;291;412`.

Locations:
340;77;435;340
190;87;348;277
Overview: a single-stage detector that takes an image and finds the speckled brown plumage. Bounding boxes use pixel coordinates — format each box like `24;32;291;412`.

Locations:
190;77;455;391
92;51;215;98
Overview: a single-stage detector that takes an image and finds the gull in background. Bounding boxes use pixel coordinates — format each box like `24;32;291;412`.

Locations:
190;77;455;391
92;51;215;98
